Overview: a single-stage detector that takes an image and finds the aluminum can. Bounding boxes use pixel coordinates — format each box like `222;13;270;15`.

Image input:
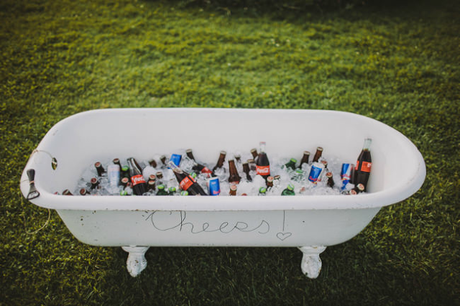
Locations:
341;163;352;190
170;154;182;167
207;177;221;196
308;162;324;184
108;164;120;187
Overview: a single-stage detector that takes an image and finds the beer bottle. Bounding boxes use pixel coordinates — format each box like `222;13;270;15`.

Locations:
121;165;130;179
95;162;106;176
79;188;90;196
292;169;304;182
242;162;252;182
186;149;195;161
62;189;73;196
127;157;148;195
169;161;207;196
354;138;372;191
256;142;270;180
186;156;213;177
312;147;323;163
250;148;258;160
156;171;164;186
90;177;100;190
156;184;169;196
113;158;122;168
228;159;241;184
266;176;274;190
299;151;310;168
350;183;365;195
247;159;256;171
147;174;156;192
169;186;177;196
149;159;158;168
148;179;156;192
212;151;227;173
234;154;241;164
281;184;295;196
284;158;297;171
229;184;237;196
160;155;167;168
321;160;328;171
259;187;267;196
326;172;334;188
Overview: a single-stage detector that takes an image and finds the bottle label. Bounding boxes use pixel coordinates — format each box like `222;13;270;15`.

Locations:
201;167;212;174
180;176;196;191
256;165;270;176
356;161;372;173
131;174;146;186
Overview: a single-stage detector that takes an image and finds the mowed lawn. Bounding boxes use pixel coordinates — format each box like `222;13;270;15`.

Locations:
1;0;459;305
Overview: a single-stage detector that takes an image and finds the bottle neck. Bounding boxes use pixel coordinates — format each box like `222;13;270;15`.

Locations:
362;138;372;151
259;142;266;153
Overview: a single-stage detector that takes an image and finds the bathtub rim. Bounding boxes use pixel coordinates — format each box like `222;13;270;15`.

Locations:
20;108;426;212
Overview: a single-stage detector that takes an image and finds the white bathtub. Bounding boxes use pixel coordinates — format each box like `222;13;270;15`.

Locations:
19;108;426;278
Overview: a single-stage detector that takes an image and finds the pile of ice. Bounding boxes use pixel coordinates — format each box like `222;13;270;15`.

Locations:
72;149;356;197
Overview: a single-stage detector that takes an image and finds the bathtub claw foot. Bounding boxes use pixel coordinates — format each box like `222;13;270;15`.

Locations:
122;246;150;277
298;246;327;279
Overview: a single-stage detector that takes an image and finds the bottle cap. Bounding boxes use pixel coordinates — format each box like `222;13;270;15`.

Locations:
259;187;267;193
287;184;294;190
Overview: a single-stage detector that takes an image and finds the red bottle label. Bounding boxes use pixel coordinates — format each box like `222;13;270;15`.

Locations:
131;174;146;186
201;167;212;174
256;165;270;176
180;176;196;191
356;161;372;173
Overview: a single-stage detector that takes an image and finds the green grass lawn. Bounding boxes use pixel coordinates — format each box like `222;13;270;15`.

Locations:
1;0;459;305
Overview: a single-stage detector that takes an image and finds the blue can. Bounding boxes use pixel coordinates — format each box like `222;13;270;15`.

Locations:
308;162;325;184
341;163;352;190
207;177;221;196
169;154;182;167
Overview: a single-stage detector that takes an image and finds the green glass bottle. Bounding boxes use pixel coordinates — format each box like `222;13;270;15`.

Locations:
156;184;169;196
168;186;177;196
281;184;295;196
284;158;297;171
259;187;267;196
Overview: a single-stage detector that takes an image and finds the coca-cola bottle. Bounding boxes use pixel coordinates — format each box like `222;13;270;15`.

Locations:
354;138;372;191
127;157;148;195
256;142;270;180
228;159;241;184
169;161;207;195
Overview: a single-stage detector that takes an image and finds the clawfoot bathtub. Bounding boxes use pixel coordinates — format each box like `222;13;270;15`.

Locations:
20;108;425;278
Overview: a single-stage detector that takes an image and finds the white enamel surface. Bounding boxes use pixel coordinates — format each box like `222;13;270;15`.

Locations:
19;108;425;248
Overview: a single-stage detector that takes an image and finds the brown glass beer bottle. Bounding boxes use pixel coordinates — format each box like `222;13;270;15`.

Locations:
228;159;241;184
312;147;323;163
212;151;227;173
